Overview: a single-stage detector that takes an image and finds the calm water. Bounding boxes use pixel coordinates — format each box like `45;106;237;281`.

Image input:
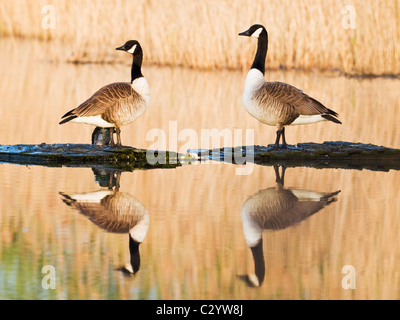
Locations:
0;39;399;300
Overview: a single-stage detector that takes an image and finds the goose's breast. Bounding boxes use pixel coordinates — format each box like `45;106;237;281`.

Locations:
104;97;148;126
243;96;271;125
243;93;294;126
242;69;292;126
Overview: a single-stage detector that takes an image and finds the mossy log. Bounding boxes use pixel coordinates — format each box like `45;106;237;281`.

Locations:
194;141;400;172
1;141;399;172
0;143;182;171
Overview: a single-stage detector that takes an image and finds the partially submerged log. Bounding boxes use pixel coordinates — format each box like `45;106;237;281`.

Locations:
1;141;399;172
0;143;182;171
194;141;400;172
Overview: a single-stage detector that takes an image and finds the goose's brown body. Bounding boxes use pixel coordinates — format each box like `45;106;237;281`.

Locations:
59;40;150;146
239;25;341;148
60;81;149;128
249;80;340;129
239;166;340;287
60;188;149;275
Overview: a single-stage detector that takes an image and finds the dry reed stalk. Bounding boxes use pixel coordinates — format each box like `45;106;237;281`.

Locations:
0;1;399;74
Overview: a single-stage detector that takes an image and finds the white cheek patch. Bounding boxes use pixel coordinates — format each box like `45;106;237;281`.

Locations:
127;44;137;54
251;28;263;38
66;190;114;203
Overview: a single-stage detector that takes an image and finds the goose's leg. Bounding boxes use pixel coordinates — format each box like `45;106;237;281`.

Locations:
274;165;286;186
281;127;288;149
273;165;281;183
116;128;122;146
274;130;282;149
108;173;113;190
109;128;116;146
280;165;287;186
115;171;121;191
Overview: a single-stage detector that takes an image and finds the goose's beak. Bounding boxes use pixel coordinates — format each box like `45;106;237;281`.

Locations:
238;29;251;37
115;45;125;51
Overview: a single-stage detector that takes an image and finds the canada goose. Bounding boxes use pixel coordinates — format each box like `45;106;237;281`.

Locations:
91;127;116;146
239;25;341;149
91;167;121;189
59;40;151;147
60;185;149;275
239;165;340;287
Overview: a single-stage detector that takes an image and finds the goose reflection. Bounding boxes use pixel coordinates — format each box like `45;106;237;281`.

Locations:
59;170;149;276
239;165;340;287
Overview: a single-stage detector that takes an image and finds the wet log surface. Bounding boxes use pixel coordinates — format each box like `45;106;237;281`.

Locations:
0;143;182;171
0;141;399;172
193;141;400;172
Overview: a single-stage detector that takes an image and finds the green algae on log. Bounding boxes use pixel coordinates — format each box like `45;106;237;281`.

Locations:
0;143;182;171
194;141;400;172
1;141;400;172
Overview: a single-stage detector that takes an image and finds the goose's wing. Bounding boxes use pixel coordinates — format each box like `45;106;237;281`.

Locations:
284;201;327;223
61;82;135;118
283;188;340;223
258;197;332;230
260;82;338;117
59;191;112;216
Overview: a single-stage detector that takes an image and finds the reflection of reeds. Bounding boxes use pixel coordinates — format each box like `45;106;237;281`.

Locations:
1;37;400;299
1;162;400;299
1;0;399;75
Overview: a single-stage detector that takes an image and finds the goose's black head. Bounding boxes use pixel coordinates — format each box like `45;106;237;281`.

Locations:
239;24;269;75
116;40;142;56
238;24;268;39
116;40;144;81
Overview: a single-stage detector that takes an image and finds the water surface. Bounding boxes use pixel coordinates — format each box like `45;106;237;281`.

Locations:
0;39;399;300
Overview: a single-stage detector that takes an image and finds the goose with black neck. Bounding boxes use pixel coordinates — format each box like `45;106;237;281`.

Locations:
239;24;341;149
59;40;151;147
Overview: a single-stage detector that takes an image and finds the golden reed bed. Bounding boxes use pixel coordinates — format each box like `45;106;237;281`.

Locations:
1;0;399;76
